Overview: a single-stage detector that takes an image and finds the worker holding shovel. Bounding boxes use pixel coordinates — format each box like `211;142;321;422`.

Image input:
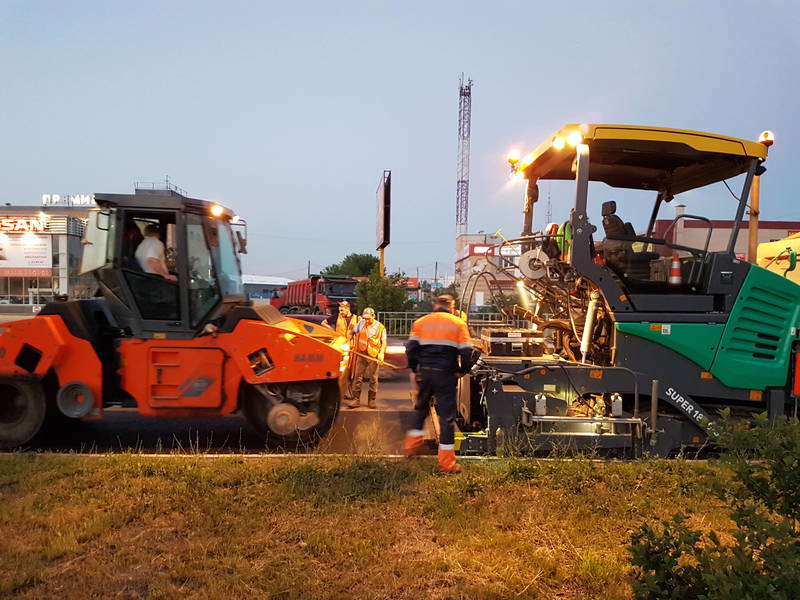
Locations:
347;307;387;409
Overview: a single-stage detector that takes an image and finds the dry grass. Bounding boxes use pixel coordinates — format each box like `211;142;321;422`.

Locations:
0;454;732;599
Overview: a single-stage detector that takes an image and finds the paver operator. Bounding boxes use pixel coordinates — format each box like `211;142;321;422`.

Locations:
347;307;387;409
404;294;475;473
135;224;176;281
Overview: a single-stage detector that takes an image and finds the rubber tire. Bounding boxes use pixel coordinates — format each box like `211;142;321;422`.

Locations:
241;379;340;450
0;380;47;449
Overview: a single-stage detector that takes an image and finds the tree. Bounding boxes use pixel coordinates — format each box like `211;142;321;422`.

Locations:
356;266;410;313
321;253;379;277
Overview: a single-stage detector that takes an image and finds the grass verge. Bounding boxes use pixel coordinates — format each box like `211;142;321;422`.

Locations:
0;454;730;599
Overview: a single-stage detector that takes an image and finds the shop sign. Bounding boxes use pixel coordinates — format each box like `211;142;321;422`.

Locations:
0;218;48;233
41;194;95;207
0;234;52;277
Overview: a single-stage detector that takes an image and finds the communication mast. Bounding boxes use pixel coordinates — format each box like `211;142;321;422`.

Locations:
456;74;472;236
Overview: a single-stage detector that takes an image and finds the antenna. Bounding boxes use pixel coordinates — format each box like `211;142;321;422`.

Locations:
545;186;552;224
456;74;472;236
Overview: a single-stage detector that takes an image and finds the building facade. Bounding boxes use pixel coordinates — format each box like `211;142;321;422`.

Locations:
653;204;800;258
0;195;95;311
455;233;517;309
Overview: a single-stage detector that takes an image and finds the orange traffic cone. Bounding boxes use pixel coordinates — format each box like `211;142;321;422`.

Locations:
668;253;682;286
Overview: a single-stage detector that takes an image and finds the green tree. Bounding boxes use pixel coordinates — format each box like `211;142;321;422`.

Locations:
356;266;410;313
321;253;379;277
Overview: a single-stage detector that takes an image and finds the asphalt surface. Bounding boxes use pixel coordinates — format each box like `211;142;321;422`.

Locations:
23;373;432;455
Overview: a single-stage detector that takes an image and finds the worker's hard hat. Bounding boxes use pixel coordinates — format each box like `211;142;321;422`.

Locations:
362;307;375;317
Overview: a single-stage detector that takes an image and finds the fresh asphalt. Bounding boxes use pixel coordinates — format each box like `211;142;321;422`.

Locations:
23;372;433;455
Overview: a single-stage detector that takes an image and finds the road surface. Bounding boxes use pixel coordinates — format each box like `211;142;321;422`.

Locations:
23;371;433;454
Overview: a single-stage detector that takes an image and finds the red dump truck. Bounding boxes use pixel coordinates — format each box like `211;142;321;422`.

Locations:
270;275;357;317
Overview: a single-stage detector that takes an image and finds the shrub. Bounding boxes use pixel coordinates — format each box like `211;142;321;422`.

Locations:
628;411;800;599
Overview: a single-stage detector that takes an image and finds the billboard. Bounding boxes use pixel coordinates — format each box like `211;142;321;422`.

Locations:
376;170;391;250
0;233;53;277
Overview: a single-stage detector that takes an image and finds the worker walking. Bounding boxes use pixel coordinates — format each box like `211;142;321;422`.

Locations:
336;301;359;402
347;307;387;409
404;295;475;473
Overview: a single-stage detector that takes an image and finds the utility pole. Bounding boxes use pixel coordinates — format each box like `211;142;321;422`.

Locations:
434;261;438;289
748;130;775;263
456;75;472;236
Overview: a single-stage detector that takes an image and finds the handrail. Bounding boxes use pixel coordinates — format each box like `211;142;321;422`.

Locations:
662;214;714;285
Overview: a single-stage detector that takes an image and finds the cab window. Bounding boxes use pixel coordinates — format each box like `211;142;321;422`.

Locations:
186;214;220;325
120;210;179;321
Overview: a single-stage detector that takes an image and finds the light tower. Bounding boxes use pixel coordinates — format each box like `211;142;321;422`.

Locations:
456;74;472;236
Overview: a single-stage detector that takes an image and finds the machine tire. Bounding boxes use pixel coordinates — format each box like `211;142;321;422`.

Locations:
0;380;47;449
240;379;340;450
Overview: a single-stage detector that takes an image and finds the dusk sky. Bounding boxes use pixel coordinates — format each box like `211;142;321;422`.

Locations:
1;1;797;280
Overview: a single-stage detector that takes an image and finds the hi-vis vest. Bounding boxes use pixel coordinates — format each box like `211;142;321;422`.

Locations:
336;313;357;337
357;321;385;358
408;311;471;351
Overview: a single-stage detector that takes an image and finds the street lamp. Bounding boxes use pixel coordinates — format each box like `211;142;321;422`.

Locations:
748;130;776;264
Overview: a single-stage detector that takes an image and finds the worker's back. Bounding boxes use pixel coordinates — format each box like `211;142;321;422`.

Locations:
407;310;471;371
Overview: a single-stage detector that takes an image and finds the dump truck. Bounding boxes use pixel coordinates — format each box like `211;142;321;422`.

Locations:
457;124;795;456
0;189;349;449
270;275;357;317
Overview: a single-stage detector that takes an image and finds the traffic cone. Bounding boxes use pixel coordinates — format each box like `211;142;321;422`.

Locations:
668;253;682;286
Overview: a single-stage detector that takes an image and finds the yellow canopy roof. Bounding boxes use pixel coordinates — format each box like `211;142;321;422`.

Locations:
518;124;768;194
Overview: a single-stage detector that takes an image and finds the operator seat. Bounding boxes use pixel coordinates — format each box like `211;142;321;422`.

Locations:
601;201;629;270
601;201;627;238
122;220;144;271
601;201;658;282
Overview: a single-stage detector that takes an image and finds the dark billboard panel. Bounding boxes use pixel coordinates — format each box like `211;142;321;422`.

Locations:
376;170;391;250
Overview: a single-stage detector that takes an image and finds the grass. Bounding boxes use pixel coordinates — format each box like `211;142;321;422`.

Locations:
0;453;732;599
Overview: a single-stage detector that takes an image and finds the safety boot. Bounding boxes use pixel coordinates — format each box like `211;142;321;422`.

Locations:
346;399;361;409
367;393;377;409
438;447;460;474
403;430;425;457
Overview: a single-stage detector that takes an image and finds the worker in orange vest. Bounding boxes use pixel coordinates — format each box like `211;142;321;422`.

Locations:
404;294;475;473
347;307;387;409
335;301;358;337
336;301;359;401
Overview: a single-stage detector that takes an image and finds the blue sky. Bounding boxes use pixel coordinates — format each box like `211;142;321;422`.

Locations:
1;1;797;280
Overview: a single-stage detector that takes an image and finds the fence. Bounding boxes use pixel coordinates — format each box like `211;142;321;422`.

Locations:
377;311;530;337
